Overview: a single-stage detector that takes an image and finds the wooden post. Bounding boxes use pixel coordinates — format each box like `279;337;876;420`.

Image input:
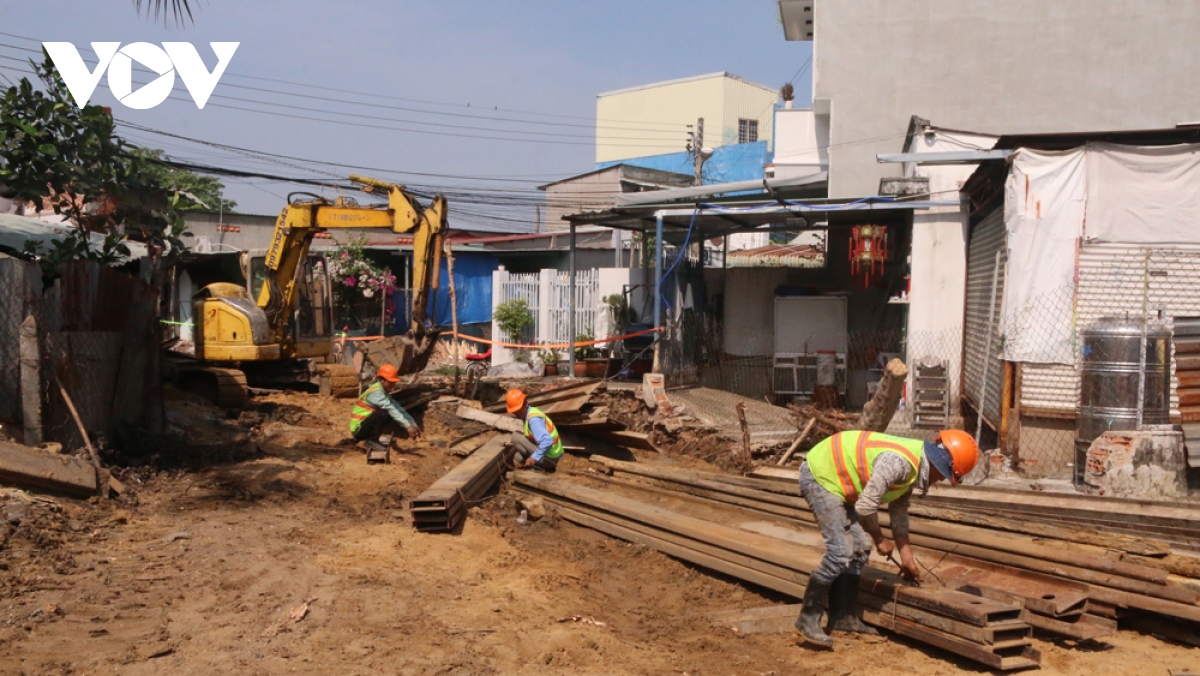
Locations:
54;374;102;475
445;241;460;390
735;401;751;459
999;361;1014;452
778;417;816;466
19;315;42;446
857;358;908;433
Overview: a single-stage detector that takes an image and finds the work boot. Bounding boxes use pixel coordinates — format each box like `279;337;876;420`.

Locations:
795;579;834;648
828;574;879;635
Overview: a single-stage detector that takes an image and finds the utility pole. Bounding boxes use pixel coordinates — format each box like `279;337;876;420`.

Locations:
687;117;705;186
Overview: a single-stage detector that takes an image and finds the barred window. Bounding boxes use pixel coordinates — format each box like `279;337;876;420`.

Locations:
738;118;758;144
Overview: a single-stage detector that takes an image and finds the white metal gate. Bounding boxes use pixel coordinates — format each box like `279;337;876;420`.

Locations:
493;269;599;347
548;269;598;344
496;272;540;342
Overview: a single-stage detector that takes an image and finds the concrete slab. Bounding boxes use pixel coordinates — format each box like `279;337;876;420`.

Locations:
668;387;795;445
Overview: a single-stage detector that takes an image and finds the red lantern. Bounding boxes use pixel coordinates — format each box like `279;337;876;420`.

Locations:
849;225;888;288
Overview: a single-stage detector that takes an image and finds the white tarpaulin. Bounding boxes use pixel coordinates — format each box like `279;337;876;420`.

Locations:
1000;142;1200;365
1085;143;1200;245
1000;147;1086;364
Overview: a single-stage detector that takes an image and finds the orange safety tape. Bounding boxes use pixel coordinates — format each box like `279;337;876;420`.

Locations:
449;326;663;350
334;326;663;349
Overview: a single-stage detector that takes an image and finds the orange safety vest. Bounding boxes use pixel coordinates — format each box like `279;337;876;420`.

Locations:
806;431;924;505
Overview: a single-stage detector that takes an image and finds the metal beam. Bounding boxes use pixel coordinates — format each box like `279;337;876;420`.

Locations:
876;150;1014;164
653;212;663;373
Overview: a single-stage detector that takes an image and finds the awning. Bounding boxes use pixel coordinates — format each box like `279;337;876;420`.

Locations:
0;213;149;261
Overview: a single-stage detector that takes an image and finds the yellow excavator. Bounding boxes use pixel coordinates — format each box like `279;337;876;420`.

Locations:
180;174;447;406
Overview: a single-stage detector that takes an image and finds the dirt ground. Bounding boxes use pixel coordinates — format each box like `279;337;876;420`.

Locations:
2;389;1199;675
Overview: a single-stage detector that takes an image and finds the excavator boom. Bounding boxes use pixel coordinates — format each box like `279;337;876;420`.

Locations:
196;175;448;380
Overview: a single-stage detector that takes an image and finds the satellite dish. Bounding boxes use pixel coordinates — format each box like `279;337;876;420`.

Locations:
699;147;715;159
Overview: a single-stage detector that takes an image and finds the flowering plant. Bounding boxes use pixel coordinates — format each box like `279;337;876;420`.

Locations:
328;235;398;331
328;235;396;299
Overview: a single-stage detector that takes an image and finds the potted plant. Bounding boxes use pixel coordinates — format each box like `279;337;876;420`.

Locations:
493;299;534;362
539;349;560;376
574;331;605;377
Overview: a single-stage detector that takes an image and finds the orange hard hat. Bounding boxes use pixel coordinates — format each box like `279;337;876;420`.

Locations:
505;388;527;414
933;430;980;485
377;364;400;383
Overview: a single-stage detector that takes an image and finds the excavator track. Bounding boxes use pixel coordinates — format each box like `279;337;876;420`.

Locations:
317;363;360;398
178;366;250;408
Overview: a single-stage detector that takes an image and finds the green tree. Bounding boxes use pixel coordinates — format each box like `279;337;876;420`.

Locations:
0;55;187;273
128;147;237;213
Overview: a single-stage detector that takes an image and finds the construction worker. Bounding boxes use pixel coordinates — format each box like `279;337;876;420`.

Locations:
505;388;564;472
795;429;979;648
349;364;422;444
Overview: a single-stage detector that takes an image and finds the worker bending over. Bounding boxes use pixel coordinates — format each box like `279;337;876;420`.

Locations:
795;429;978;648
349;364;422;444
505;388;563;472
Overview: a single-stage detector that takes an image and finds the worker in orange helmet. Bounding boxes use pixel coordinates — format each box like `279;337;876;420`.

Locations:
348;364;422;444
505;388;564;472
794;429;979;648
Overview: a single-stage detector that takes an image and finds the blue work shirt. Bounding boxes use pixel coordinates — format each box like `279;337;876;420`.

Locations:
526;415;554;461
363;384;416;430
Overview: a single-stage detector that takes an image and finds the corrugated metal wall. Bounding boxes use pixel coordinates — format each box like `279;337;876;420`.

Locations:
961;209;1006;428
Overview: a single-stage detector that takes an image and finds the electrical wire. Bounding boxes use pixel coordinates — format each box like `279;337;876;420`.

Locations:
0;29;688;130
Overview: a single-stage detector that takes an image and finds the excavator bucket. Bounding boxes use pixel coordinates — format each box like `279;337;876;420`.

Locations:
358;330;441;380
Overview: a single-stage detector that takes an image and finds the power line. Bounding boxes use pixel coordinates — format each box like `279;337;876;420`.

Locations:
0;55;683;149
0;31;686;130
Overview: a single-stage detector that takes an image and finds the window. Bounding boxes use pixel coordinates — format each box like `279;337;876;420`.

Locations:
738;118;759;144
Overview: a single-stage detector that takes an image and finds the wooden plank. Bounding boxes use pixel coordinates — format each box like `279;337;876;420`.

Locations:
448;430;497;456
707;605;801;635
0;441;98;497
455;405;524;433
483;380;601;413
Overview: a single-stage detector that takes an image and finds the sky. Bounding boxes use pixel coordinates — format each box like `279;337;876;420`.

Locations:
1;1;813;231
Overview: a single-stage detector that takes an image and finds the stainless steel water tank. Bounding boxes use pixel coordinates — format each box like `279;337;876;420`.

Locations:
1074;317;1172;486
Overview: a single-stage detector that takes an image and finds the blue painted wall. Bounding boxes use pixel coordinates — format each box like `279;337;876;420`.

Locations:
597;141;771;185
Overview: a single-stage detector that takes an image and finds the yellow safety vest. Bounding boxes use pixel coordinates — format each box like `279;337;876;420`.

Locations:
806;431;923;505
524;406;564;459
349;381;383;433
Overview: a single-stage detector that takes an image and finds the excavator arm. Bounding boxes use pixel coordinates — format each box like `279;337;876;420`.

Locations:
256;175;448;358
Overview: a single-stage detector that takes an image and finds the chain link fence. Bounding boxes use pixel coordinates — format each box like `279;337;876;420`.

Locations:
969;247;1200;481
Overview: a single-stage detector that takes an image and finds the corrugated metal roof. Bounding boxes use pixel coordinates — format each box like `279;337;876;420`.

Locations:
726;242;824;268
0;213;148;261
